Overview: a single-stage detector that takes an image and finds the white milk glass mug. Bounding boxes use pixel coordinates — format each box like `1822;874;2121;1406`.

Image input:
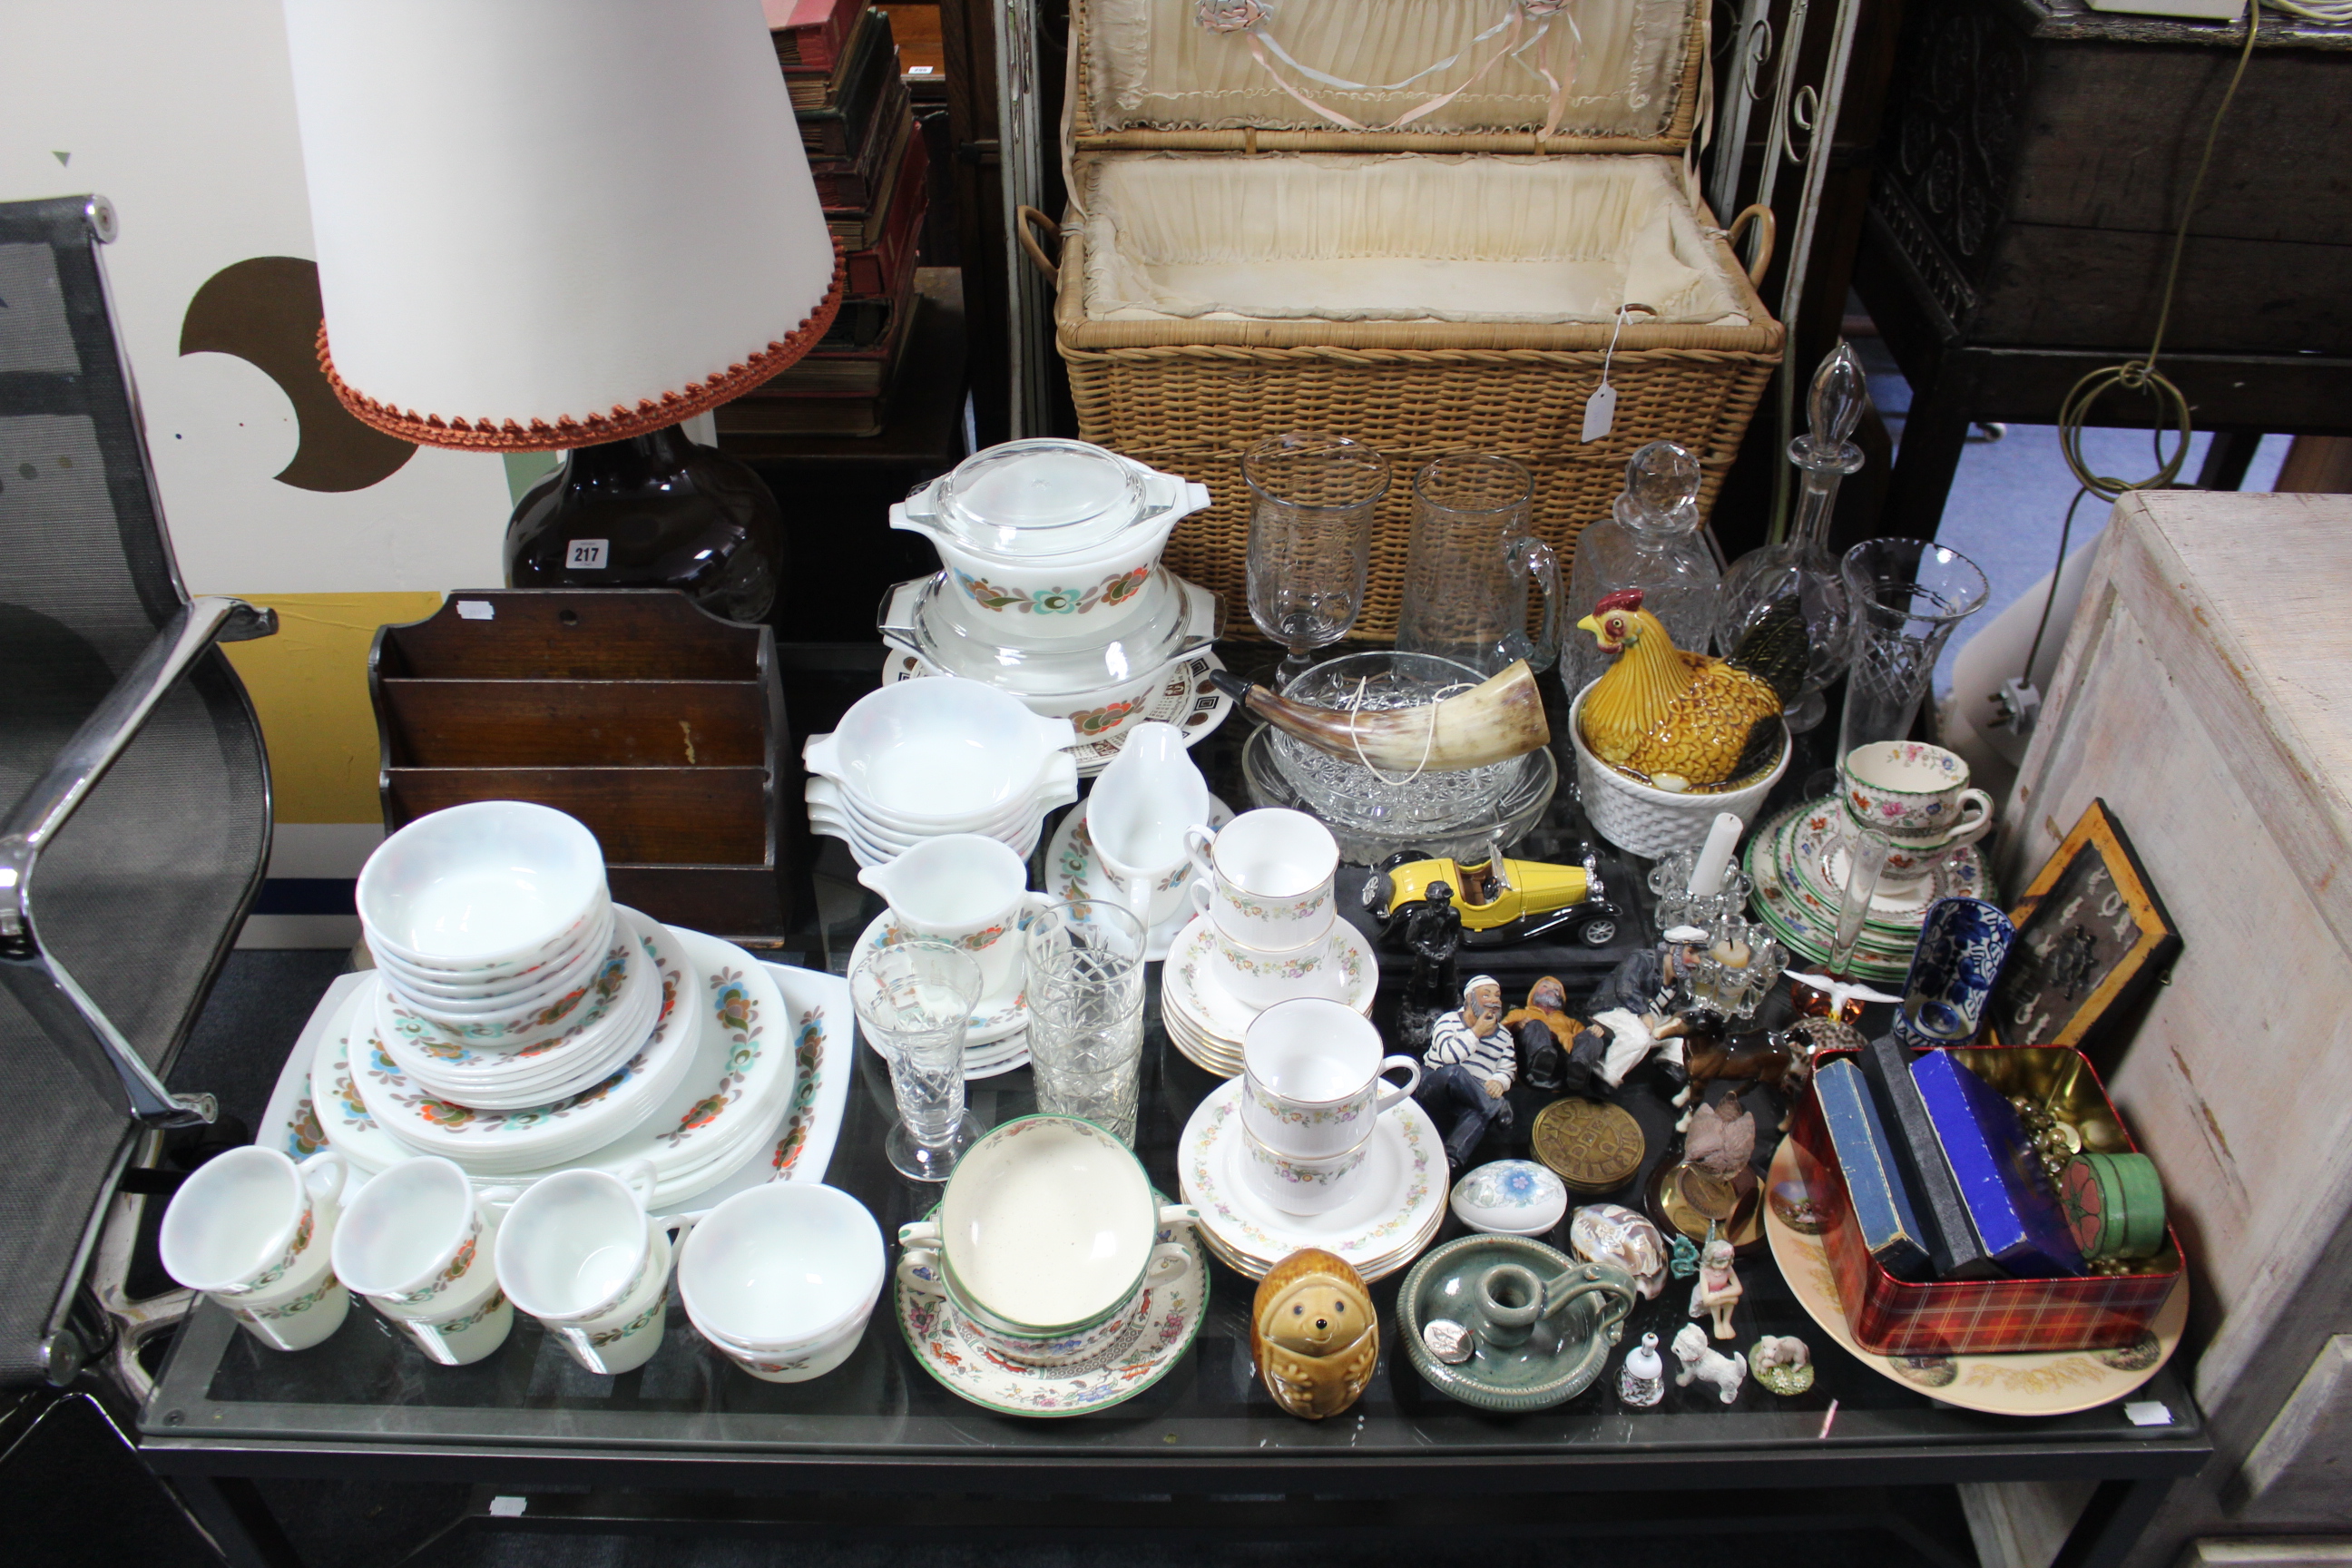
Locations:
495;1161;685;1376
331;1156;516;1367
161;1147;351;1352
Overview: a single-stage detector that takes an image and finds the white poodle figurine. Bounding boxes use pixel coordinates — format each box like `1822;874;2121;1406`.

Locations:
1671;1322;1747;1404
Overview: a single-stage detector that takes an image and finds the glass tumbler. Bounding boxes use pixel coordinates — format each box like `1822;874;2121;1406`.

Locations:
1836;539;1989;763
1021;897;1149;1146
849;939;984;1181
1396;455;1563;676
1244;433;1391;689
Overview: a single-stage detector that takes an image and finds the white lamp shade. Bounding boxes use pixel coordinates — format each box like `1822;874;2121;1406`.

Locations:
281;0;842;449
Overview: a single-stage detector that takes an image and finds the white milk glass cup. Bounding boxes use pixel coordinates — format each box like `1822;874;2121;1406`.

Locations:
679;1183;885;1384
161;1147;350;1352
1241;997;1420;1158
858;834;1051;995
331;1155;515;1366
494;1161;682;1375
1185;808;1338;949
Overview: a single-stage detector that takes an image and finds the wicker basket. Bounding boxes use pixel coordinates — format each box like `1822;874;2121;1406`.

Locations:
1030;0;1782;642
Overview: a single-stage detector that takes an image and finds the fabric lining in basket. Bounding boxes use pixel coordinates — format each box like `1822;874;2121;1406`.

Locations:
1083;0;1692;139
1082;153;1746;326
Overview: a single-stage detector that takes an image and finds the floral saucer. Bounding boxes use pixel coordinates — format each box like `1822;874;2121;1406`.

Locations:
1743;802;1908;983
1763;1138;2185;1417
851;910;1032;1072
897;1204;1208;1417
1179;1077;1442;1282
1044;795;1233;961
883;649;1234;779
1161;914;1376;1049
1784;799;1992;931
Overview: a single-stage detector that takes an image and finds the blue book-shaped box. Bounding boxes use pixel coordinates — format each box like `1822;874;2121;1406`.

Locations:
1911;1049;2087;1279
1813;1058;1933;1281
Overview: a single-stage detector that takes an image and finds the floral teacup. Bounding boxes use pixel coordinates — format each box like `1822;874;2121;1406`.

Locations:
1839;740;1994;863
1185;808;1338;951
1240;997;1419;1157
330;1155;515;1366
160;1146;351;1353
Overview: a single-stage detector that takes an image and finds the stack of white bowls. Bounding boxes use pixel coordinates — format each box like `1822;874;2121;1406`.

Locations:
678;1182;886;1382
804;675;1079;869
360;802;653;1109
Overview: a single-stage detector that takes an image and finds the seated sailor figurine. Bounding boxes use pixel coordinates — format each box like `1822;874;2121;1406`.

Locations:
1417;974;1516;1172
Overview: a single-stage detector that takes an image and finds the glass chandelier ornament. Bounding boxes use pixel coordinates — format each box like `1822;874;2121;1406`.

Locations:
1563;441;1720;699
1714;343;1867;733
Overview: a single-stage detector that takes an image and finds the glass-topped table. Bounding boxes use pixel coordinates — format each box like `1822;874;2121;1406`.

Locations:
137;647;2210;1568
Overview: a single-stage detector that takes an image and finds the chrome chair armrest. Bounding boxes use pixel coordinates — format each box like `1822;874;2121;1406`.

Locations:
0;596;278;1127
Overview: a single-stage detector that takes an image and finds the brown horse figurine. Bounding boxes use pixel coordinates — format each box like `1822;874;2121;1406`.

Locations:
1672;1022;1819;1132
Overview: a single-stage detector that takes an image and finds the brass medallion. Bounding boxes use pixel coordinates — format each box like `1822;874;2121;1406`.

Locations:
1531;1098;1646;1193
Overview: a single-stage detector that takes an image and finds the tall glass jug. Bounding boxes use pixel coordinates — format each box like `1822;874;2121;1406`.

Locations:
1394;455;1563;677
1563;442;1720;698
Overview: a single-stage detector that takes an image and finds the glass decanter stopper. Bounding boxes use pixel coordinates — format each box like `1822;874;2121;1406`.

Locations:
1713;343;1868;732
1563;441;1721;698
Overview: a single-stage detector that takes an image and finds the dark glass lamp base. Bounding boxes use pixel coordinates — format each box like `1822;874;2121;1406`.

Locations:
504;424;782;624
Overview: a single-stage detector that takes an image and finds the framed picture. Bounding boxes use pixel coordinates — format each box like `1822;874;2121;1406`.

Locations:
1987;799;2180;1049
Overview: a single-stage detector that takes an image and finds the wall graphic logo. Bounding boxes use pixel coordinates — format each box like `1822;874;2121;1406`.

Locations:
180;255;415;493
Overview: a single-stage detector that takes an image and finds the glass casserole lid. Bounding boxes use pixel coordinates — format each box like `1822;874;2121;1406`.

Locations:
901;439;1176;560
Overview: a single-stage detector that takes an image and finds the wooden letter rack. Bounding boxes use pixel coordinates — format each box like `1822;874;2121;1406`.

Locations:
370;589;795;943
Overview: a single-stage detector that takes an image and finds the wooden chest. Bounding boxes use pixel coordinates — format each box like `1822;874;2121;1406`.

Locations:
1998;491;2352;1563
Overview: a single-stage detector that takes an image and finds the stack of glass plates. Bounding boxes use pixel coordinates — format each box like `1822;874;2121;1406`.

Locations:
1742;797;1995;983
1159;914;1377;1079
1242;725;1558;867
1177;1079;1446;1283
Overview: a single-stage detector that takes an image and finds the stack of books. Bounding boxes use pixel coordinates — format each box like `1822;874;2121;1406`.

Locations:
733;1;928;437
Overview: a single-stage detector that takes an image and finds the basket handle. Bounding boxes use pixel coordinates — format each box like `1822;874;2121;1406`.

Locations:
1015;205;1061;285
1727;204;1776;289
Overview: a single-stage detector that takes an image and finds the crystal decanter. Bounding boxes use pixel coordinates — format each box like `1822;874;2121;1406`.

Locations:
1563;441;1720;700
1713;344;1868;732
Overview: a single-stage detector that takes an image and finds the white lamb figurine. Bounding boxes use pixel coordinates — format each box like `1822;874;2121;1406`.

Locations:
1753;1335;1809;1377
1671;1322;1748;1404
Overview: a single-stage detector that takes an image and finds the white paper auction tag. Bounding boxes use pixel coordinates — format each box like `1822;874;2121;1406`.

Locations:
1581;383;1617;444
566;538;610;570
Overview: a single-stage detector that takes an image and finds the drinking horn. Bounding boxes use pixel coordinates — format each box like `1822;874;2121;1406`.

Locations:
1206;662;1549;773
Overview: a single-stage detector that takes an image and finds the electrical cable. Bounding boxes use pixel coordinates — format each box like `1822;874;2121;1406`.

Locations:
2262;0;2352;24
2054;7;2259;498
2012;5;2268;705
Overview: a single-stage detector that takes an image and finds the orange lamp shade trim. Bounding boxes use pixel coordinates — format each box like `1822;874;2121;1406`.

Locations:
316;246;847;451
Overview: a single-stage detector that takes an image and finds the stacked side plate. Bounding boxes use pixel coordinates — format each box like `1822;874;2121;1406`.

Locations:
1159;914;1377;1080
1743;798;1994;983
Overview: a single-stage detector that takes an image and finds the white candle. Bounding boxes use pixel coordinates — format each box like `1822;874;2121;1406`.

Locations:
1687;812;1742;897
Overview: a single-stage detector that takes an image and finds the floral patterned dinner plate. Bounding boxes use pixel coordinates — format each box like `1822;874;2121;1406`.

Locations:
883;647;1234;779
1161;914;1376;1048
1762;1137;2186;1417
272;955;853;1210
1044;794;1233;961
1785;799;1992;931
1179;1077;1440;1282
896;1204;1208;1417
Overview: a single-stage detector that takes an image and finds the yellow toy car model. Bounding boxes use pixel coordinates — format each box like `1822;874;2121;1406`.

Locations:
1363;837;1622;948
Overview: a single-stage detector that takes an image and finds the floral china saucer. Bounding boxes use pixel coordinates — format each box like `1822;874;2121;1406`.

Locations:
883;649;1234;779
851;909;1030;1055
1044;795;1233;961
1742;802;1908;983
896;1203;1208;1417
1161;914;1376;1048
1179;1077;1441;1281
1784;799;1992;929
1763;1137;2185;1417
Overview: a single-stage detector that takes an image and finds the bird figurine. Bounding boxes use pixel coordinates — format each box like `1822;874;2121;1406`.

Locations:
1574;588;1805;791
1250;1249;1379;1419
